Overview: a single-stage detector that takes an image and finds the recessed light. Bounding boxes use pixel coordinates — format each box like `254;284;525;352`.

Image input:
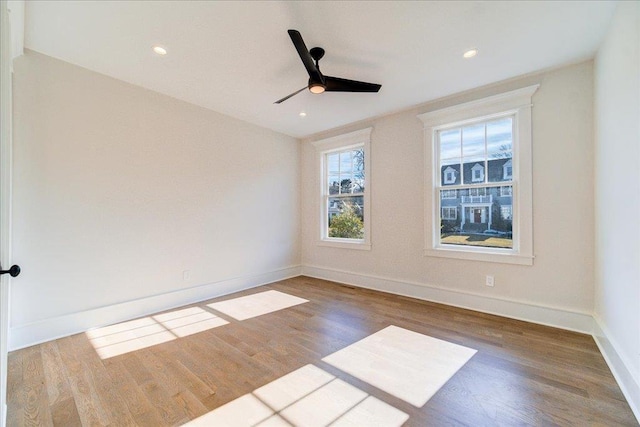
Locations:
299;112;307;117
463;49;478;59
153;46;167;55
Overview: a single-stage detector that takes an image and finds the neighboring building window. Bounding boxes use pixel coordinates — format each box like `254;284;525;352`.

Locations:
442;207;457;220
471;163;484;182
503;159;513;180
442;189;457;199
419;85;538;265
469;187;486;197
500;185;513;197
501;206;513;220
443;166;457;184
312;128;371;250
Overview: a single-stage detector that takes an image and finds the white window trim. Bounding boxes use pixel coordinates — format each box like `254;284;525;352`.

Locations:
418;85;538;266
312;128;372;250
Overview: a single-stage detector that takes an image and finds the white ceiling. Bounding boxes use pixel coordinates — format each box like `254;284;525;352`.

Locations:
24;1;617;138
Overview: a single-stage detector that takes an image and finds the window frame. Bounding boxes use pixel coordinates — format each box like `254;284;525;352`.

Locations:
418;85;538;265
312;128;372;250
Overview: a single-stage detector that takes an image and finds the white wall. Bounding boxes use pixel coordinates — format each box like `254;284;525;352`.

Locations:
594;1;640;418
10;51;301;348
302;61;596;331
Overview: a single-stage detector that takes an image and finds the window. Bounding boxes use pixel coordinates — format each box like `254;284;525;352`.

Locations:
503;159;513;180
418;85;538;265
442;207;457;220
500;185;512;197
501;206;513;220
468;188;486;197
471;163;484;182
438;116;515;250
442;189;457;199
312;128;371;250
443;166;457;184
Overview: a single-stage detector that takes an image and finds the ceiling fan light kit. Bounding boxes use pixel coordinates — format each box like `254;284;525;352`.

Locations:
309;82;325;94
275;29;381;104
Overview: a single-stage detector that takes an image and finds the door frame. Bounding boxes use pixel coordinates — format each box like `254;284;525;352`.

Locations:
1;2;14;425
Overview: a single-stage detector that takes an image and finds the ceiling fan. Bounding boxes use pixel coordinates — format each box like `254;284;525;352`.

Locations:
275;29;382;104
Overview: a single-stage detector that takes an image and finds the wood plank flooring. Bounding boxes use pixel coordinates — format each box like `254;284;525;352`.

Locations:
7;276;638;426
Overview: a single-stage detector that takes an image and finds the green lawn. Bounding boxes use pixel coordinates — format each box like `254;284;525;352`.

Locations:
441;234;513;249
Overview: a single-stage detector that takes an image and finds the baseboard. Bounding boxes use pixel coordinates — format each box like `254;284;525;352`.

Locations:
592;316;640;423
301;265;595;334
302;266;640;421
8;265;302;351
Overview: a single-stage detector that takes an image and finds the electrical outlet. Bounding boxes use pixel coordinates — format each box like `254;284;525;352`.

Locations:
183;270;191;281
485;275;495;287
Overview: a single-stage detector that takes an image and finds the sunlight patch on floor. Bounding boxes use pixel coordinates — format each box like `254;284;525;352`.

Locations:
322;325;477;407
181;364;408;427
207;290;308;321
86;306;228;359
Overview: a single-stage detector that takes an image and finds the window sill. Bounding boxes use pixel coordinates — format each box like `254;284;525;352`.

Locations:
318;239;371;251
424;247;533;265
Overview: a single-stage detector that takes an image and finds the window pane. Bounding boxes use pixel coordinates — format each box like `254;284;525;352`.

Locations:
487;117;513;182
340;151;353;174
327;153;340;174
487;117;512;159
328;175;340;195
441;163;460;185
327;196;364;239
440;185;512;249
463;161;485;184
338;178;353;194
439;129;461;162
462;124;485;161
353;149;364;174
352;177;365;193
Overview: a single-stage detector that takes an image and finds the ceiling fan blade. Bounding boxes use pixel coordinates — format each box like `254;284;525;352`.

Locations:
288;29;323;82
325;76;381;93
274;86;308;104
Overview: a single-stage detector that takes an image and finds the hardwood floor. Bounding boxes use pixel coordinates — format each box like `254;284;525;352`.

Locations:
7;276;638;426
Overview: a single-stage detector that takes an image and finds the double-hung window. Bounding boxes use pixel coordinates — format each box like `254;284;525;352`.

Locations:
312;128;371;250
419;86;538;265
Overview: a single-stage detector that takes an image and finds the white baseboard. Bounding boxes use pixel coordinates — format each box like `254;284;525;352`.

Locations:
592;317;640;423
9;265;302;351
302;265;640;423
301;265;595;334
7;264;639;424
